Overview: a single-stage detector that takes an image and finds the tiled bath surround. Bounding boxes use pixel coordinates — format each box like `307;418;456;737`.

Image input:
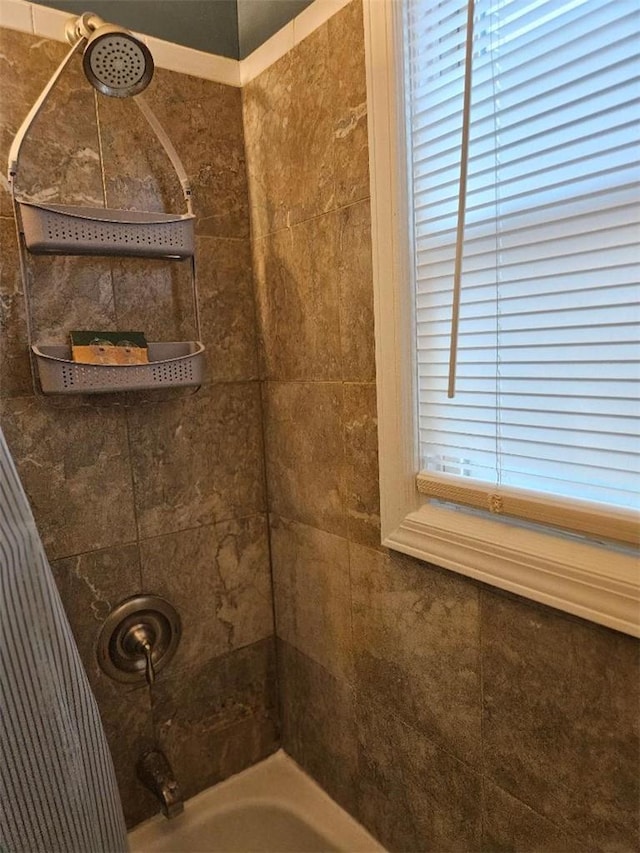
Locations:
1;2;639;849
0;27;277;827
243;2;640;852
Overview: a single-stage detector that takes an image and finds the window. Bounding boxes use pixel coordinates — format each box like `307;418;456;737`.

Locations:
363;0;639;636
408;0;639;547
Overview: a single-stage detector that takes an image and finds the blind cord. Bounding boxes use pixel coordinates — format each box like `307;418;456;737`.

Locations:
448;0;476;398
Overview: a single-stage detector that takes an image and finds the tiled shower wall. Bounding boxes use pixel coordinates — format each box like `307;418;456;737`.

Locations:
243;2;640;851
0;28;278;827
1;4;639;848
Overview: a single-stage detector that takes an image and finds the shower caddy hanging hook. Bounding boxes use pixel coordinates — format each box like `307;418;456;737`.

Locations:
7;12;206;396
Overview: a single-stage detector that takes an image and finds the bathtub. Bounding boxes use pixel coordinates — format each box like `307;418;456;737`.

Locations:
128;750;384;852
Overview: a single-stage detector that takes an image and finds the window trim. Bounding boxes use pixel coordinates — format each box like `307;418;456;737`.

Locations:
362;0;640;638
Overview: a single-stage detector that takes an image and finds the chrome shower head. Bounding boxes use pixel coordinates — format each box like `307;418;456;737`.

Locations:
66;12;154;98
83;24;154;98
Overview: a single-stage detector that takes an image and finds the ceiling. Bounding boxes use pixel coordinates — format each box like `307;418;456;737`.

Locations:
34;0;314;59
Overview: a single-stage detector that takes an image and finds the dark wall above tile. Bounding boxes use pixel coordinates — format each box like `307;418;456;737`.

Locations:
237;0;313;58
33;0;314;60
34;0;239;57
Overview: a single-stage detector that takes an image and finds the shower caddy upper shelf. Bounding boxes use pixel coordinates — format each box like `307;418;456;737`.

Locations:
8;33;205;395
17;201;195;260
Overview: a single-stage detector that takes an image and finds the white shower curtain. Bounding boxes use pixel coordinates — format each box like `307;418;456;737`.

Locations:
0;425;128;853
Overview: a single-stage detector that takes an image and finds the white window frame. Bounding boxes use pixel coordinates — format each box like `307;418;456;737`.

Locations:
362;0;640;638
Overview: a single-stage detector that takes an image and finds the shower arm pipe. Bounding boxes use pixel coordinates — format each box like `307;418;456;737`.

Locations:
134;95;194;216
7;39;85;185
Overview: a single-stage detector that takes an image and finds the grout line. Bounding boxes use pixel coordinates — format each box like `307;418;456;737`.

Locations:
136;511;270;545
48;539;138;565
247;373;282;743
280;635;351;691
251;194;372;243
479;769;487;848
121;406;143;553
362;676;485;777
479;586;486;773
258;379;376;387
195;234;250;244
479;585;487;845
257;382;280;634
346;536;357;695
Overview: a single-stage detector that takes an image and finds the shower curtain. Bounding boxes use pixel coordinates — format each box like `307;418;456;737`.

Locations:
0;426;128;853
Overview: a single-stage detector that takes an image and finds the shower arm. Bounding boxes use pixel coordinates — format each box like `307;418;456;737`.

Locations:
7;28;193;216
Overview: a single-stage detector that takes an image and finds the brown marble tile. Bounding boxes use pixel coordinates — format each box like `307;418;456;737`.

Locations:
482;590;640;851
127;381;266;539
253;201;373;383
270;515;352;681
278;639;357;815
343;383;380;548
351;543;482;766
0;216;30;397
0;29;103;214
286;25;336;227
151;638;279;800
98;684;158;829
27;253;116;345
101;69;249;238
482;780;593;853
337;200;375;381
0;395;136;560
97;94;181;216
139;516;273;674
355;693;482;853
253;215;341;381
262;381;346;537
242;52;292;239
111;255;193;343
328;0;370;208
196;237;258;381
51;543;143;693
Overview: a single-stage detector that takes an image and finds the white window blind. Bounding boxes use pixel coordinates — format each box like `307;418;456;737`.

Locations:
406;0;640;546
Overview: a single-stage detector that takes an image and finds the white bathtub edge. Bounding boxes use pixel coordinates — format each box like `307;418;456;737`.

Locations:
128;749;384;853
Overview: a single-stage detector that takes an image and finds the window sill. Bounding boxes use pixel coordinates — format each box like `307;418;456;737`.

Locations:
385;501;640;638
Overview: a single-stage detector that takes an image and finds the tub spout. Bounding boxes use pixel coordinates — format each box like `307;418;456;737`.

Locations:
137;750;184;819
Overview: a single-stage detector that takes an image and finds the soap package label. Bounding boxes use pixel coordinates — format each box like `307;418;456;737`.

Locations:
70;331;149;365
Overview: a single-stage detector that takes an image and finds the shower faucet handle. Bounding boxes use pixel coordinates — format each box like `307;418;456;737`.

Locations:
141;636;156;685
122;624;157;685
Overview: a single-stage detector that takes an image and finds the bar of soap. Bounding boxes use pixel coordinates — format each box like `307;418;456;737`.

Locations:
69;330;149;365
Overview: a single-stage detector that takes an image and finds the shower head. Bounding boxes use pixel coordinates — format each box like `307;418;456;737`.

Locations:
66;12;154;98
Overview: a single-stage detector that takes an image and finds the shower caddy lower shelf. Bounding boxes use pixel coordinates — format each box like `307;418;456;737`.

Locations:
33;342;206;395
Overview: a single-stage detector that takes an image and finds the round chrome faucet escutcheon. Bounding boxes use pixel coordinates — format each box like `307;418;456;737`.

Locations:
97;595;181;685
